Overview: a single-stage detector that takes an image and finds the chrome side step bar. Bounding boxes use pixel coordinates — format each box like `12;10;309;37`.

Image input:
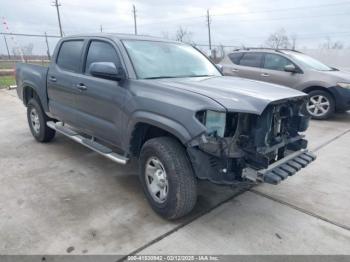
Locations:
47;121;129;165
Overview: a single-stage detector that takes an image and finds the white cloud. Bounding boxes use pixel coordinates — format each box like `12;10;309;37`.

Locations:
0;0;349;54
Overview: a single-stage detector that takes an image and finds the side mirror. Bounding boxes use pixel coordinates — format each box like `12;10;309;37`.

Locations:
284;64;297;73
89;62;125;81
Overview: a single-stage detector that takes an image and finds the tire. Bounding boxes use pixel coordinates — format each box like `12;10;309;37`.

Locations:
305;90;335;120
139;137;197;220
27;98;56;142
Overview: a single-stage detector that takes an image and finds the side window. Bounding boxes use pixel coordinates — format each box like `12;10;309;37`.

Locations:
85;41;121;74
239;52;263;68
228;53;243;64
56;40;84;72
263;53;293;71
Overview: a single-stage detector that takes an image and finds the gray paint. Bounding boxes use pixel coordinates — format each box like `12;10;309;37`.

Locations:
16;33;307;154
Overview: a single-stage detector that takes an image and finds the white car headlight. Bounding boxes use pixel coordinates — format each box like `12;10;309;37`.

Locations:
337;82;350;89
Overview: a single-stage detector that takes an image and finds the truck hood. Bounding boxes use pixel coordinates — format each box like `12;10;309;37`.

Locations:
156;76;307;115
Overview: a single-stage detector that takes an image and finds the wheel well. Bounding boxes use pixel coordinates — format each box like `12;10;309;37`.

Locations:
23;86;39;106
129;123;182;157
302;86;335;101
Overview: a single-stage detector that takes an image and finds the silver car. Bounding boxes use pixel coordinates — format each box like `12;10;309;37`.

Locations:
221;48;350;119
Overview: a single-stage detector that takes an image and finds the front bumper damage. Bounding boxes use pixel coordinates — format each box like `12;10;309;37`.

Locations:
187;99;317;185
242;149;316;185
187;146;316;185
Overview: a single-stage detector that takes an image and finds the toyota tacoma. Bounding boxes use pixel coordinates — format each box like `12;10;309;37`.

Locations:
16;34;316;219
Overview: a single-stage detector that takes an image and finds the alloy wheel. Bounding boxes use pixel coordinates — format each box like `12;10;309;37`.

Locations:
306;95;330;117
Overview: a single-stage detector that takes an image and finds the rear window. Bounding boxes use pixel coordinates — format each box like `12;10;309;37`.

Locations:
239;52;263;68
56;40;84;72
228;53;243;64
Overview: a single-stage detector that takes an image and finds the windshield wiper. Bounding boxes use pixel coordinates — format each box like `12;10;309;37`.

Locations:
144;74;216;79
187;74;216;77
143;76;181;79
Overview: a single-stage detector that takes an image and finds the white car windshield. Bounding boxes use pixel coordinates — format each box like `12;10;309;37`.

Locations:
286;52;333;71
122;40;221;79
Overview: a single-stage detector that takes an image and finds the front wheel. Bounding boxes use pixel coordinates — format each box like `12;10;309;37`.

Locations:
27;99;56;142
139;137;197;220
306;90;335;120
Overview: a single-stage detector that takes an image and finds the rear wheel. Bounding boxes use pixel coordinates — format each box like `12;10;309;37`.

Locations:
139;137;197;220
27;99;56;142
306;90;335;120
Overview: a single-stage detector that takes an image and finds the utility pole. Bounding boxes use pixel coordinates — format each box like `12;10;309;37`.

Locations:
100;24;103;32
206;9;212;50
52;0;63;37
44;32;51;60
133;5;137;35
3;35;11;59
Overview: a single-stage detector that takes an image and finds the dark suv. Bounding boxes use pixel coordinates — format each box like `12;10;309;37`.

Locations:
222;48;350;119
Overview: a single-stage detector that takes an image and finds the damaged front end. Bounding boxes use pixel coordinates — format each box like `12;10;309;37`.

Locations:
187;98;316;185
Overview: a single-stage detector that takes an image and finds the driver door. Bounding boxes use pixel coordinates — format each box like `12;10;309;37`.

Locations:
260;53;303;88
74;39;127;147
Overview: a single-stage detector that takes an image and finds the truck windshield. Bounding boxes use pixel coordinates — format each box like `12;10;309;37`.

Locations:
285;52;333;71
122;40;221;79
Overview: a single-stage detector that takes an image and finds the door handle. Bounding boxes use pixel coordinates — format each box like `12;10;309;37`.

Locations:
76;83;87;91
49;76;57;82
261;73;270;77
232;68;239;72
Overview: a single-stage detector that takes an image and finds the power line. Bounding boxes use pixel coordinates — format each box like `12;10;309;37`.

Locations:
3;30;350;43
103;1;350;28
221;11;350;23
102;11;350;31
211;1;350;17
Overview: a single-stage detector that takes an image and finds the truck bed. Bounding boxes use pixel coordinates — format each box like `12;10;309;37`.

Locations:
16;63;49;110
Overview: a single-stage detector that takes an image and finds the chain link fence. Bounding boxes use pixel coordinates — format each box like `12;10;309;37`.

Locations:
0;33;60;69
0;33;60;87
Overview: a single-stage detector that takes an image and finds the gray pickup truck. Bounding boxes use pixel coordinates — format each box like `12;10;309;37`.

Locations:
16;34;316;219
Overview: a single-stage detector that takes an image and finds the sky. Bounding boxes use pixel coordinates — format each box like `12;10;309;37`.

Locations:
1;0;350;55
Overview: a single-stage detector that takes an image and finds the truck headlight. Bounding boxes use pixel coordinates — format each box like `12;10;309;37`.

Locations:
337;82;350;89
196;110;226;137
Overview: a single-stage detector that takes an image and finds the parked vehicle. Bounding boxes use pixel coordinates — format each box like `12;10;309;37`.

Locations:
221;48;350;119
16;34;315;219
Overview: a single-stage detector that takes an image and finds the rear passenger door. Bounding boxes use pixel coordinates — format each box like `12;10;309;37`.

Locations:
222;52;244;76
47;39;85;124
225;52;264;81
73;39;127;147
261;53;302;88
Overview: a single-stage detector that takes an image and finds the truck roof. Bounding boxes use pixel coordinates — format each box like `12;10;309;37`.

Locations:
63;33;179;43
